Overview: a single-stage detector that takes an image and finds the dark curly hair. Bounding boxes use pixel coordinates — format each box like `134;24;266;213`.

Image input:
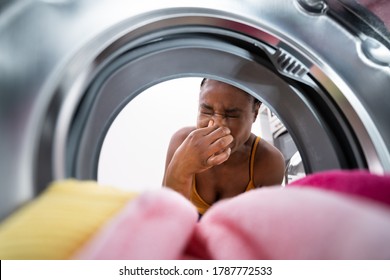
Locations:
200;78;261;108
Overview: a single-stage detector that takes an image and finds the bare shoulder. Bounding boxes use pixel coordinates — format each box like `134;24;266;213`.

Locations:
169;126;196;148
255;137;286;186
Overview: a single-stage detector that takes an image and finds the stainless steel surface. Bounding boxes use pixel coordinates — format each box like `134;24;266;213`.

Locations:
362;37;390;66
1;0;389;220
285;152;306;184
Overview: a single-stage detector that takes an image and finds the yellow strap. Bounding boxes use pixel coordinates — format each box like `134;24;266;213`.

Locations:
249;136;261;182
190;176;210;215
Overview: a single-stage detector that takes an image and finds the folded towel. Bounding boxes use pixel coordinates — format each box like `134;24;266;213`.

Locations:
75;170;390;260
2;170;390;260
288;170;390;207
75;188;198;259
192;186;390;259
0;180;137;259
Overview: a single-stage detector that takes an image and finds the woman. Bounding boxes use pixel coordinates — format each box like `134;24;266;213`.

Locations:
163;78;285;215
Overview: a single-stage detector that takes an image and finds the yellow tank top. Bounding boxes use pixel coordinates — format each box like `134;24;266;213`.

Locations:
190;136;261;215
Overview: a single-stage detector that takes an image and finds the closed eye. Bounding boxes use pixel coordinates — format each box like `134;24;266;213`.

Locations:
200;110;213;115
225;108;242;118
200;103;214;115
226;114;240;118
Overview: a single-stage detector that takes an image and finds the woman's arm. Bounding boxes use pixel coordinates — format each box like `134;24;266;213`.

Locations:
162;125;233;198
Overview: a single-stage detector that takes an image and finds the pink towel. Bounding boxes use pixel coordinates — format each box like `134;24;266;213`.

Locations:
75;188;198;259
288;170;390;207
191;187;390;259
76;171;390;260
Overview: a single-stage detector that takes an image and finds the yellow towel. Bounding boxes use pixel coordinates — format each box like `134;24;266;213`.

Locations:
0;180;137;259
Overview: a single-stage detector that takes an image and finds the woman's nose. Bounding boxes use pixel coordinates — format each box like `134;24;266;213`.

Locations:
212;114;227;126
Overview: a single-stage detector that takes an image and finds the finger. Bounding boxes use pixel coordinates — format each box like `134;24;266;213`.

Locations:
207;148;231;166
191;123;231;145
207;127;232;145
214;146;229;156
196;122;224;136
208;134;234;155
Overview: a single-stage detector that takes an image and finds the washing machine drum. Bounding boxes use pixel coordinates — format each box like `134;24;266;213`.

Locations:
0;0;389;219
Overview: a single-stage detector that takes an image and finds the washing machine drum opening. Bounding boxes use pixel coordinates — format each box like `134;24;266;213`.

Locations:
62;32;368;184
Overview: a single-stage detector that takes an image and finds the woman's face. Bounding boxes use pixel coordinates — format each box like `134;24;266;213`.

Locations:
197;80;259;152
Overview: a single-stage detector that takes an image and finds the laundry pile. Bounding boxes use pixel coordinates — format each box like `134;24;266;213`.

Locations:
0;170;390;259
